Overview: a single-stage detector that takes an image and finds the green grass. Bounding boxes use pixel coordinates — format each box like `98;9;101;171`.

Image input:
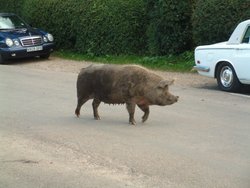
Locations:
54;50;195;72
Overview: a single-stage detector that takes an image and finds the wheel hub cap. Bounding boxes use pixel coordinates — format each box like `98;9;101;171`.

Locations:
220;66;233;88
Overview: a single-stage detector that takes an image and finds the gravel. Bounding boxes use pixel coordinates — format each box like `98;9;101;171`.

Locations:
7;56;217;88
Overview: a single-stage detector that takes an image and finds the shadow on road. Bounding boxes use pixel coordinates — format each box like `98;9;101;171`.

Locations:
1;57;48;65
240;85;250;95
196;82;250;96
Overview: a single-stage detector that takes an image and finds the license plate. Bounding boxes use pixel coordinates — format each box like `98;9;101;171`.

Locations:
27;46;43;52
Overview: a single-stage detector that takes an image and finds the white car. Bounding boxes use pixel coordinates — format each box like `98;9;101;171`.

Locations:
194;19;250;92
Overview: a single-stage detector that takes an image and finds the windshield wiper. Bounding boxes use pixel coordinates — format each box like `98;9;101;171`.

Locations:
0;28;12;31
14;26;27;30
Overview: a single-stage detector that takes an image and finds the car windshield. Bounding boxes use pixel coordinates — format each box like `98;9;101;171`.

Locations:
0;15;28;30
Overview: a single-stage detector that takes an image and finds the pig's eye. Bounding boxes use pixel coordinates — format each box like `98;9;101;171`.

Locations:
157;85;168;90
157;86;164;91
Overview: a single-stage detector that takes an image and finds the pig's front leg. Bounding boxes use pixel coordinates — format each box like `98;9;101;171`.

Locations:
126;102;136;125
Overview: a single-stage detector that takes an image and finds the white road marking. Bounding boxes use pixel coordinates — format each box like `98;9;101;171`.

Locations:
230;93;250;98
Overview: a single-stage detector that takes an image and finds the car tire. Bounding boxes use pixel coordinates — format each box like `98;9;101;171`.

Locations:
40;53;50;59
0;54;5;64
216;62;241;92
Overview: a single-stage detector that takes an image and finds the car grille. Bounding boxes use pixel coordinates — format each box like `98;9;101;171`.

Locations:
20;36;42;47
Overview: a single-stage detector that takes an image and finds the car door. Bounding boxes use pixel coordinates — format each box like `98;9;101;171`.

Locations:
233;26;250;84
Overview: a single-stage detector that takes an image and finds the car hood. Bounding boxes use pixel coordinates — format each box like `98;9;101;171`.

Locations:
0;27;43;39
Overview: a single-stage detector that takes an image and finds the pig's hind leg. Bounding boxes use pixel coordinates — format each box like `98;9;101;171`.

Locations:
92;98;101;120
75;97;89;117
137;104;150;123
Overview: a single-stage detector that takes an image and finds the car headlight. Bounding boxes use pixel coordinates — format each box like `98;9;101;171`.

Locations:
13;39;20;46
47;33;54;42
6;38;14;47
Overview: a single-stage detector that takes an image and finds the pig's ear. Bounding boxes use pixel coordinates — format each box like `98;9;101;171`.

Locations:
157;79;174;89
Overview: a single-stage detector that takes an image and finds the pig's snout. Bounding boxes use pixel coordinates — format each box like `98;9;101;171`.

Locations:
168;95;179;105
159;94;179;105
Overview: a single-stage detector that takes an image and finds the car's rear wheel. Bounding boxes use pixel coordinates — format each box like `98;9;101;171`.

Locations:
216;62;241;92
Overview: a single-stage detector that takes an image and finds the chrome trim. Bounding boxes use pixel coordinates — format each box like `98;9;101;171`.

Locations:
193;65;210;72
219;66;233;88
20;36;42;47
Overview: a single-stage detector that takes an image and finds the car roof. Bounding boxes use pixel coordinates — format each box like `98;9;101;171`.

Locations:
228;19;250;44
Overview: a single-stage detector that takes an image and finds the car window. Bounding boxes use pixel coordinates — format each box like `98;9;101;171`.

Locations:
0;15;27;30
242;26;250;43
0;17;14;29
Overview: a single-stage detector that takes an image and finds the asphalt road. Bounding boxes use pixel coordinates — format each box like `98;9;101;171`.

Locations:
0;64;250;188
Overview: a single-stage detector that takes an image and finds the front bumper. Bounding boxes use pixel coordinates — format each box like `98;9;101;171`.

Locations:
0;43;54;60
193;65;210;72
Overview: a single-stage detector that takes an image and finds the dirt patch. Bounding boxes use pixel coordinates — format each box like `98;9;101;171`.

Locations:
8;56;217;88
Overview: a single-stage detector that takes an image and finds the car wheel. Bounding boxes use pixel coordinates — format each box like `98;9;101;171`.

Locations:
0;54;5;64
216;62;241;92
40;53;50;59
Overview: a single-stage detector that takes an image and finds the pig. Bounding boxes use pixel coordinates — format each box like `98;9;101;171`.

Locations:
75;64;178;125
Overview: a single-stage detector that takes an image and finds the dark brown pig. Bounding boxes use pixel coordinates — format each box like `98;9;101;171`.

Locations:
75;64;178;125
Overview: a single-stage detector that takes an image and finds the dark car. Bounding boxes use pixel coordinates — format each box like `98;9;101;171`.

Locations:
0;13;54;64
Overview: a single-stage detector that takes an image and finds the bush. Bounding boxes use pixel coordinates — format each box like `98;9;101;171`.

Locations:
146;0;192;55
1;0;194;56
0;0;24;15
75;0;147;55
0;0;147;54
20;0;147;55
4;1;250;56
192;0;250;45
21;0;83;49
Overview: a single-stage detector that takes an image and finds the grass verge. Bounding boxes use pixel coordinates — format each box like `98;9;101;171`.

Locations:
54;50;195;72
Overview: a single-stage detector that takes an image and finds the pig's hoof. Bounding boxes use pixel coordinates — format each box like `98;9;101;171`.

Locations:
129;120;136;125
94;116;101;120
141;113;149;123
75;109;80;117
142;116;148;123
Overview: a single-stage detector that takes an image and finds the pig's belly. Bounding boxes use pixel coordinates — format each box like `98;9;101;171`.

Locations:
101;95;126;104
97;92;127;104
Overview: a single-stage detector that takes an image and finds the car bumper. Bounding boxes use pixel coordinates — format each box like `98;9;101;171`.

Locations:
0;43;54;60
193;65;210;72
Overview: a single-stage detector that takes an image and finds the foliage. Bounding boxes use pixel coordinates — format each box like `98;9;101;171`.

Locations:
21;0;83;49
146;0;193;55
0;0;24;15
55;50;194;72
17;0;146;55
75;0;147;55
2;0;250;58
192;0;250;45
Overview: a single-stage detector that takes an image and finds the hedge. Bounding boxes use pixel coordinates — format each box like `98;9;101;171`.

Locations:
0;0;24;15
146;0;193;55
192;0;250;46
0;0;193;55
20;0;147;55
74;0;147;55
1;0;250;55
21;0;84;49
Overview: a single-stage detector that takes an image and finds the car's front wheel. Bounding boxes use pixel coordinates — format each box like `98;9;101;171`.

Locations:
40;53;50;59
216;62;241;92
0;54;5;64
